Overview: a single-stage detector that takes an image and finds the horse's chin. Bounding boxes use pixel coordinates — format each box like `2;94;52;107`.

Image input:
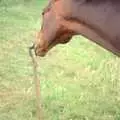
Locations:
34;43;55;57
35;47;47;57
34;35;72;57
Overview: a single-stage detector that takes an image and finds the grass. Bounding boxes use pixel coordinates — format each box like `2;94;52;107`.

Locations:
0;0;120;120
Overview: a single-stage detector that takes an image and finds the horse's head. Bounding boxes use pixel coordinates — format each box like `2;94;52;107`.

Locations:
34;0;73;57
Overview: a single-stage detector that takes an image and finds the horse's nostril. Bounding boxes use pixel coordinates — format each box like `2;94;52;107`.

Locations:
34;47;38;56
34;45;39;55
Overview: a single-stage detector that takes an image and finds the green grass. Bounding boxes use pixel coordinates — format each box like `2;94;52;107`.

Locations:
0;1;120;120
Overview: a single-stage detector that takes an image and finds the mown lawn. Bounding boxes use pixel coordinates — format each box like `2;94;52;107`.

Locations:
0;1;120;120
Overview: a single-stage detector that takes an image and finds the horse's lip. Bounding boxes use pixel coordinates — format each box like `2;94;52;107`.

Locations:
34;35;58;57
35;42;54;57
37;52;46;57
34;46;47;57
35;36;68;57
35;49;47;57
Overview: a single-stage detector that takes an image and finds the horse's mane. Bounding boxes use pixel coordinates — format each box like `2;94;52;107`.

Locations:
86;0;120;3
43;0;120;14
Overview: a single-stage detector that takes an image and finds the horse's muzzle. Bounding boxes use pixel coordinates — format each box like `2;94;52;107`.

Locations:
29;43;46;57
34;46;47;57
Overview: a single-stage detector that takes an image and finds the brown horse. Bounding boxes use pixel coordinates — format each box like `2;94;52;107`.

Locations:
34;0;120;57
